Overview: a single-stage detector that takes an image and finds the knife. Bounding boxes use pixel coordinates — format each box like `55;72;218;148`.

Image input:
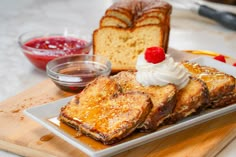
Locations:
168;0;236;30
198;4;236;30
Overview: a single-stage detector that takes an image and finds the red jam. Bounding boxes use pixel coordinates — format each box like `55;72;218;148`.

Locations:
23;37;90;70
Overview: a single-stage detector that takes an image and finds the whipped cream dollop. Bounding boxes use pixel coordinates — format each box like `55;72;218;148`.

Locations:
136;54;190;89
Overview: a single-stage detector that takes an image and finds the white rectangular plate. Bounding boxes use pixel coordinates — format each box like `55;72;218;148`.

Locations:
24;57;236;157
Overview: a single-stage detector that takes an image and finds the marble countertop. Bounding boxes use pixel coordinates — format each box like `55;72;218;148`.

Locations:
0;0;236;156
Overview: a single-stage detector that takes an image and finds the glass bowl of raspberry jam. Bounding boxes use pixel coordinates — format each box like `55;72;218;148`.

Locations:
18;29;92;70
46;54;111;93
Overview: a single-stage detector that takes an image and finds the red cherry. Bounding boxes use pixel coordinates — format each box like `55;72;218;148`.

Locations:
144;46;165;64
233;63;236;67
213;55;226;63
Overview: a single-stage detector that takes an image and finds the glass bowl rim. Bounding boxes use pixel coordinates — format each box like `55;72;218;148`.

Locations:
18;30;92;54
46;54;112;81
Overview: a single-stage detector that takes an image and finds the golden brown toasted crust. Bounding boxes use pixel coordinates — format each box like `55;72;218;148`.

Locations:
60;76;153;144
111;71;177;132
182;61;235;108
211;78;236;108
78;76;122;105
59;76;122;132
166;77;209;124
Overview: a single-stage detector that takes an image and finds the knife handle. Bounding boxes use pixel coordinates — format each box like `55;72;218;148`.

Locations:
198;5;236;31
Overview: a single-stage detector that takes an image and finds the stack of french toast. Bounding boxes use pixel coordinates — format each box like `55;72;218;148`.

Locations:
59;0;236;145
59;61;236;145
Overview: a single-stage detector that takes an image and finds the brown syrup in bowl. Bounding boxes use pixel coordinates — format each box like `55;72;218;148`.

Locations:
54;65;102;93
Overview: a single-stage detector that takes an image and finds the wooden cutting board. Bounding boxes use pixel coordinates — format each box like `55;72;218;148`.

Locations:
0;49;236;157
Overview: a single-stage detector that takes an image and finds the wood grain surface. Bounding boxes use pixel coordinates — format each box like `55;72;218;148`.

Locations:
0;49;235;157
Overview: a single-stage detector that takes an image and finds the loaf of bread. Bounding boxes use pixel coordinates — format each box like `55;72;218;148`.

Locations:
93;0;172;72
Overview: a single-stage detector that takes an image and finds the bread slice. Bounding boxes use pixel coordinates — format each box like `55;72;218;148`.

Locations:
77;76;122;105
60;76;153;144
93;25;166;72
182;61;235;108
140;10;166;22
111;71;177;132
211;78;236;108
134;16;161;26
100;15;129;28
105;8;133;27
166;77;209;124
59;76;122;133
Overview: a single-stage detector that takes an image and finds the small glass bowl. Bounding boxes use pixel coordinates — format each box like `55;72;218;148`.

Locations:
18;29;92;70
46;54;111;93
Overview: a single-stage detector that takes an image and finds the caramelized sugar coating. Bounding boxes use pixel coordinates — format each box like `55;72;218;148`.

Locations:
112;71;177;131
167;77;209;123
182;61;235;108
60;76;153;144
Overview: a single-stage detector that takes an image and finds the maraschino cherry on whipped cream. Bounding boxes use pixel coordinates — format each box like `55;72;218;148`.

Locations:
136;46;190;89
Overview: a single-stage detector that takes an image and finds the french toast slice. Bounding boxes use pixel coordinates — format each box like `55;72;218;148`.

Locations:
211;78;236;108
166;77;209;124
182;61;235;108
60;76;153;145
78;76;121;106
111;71;177;132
